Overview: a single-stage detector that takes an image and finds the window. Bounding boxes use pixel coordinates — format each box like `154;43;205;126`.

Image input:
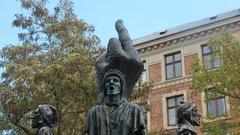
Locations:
206;92;227;117
202;44;220;69
142;60;147;82
165;52;182;80
167;95;184;126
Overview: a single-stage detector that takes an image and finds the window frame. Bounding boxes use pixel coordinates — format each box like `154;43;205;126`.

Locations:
166;94;184;126
206;91;227;117
165;51;182;80
201;44;220;69
142;60;147;82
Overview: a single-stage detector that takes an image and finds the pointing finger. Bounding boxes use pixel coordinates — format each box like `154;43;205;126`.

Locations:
115;19;133;50
115;19;140;61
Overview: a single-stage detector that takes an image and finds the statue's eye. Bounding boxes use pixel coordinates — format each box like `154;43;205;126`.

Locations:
106;79;111;83
113;79;118;82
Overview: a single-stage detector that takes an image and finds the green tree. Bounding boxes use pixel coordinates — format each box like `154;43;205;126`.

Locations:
191;32;240;134
129;80;153;106
201;118;235;135
191;32;240;101
0;0;102;134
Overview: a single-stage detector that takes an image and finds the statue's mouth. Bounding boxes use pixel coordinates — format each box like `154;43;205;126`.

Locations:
110;86;115;91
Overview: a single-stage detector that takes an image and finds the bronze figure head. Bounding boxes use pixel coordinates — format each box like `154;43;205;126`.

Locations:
177;102;201;126
31;104;58;128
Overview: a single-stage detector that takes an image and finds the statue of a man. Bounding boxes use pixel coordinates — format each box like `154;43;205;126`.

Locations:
85;20;146;135
176;102;201;135
31;104;58;135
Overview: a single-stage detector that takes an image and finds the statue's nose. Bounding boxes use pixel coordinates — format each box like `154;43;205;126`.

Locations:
198;112;201;117
110;79;114;83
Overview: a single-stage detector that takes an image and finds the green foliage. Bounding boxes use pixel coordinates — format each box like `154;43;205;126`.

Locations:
191;32;240;134
202;119;231;135
0;0;102;134
129;80;153;108
191;32;240;101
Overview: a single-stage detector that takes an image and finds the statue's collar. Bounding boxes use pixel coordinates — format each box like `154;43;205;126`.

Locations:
178;120;196;134
104;99;125;107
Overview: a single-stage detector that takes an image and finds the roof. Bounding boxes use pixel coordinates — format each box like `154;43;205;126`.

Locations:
133;9;240;46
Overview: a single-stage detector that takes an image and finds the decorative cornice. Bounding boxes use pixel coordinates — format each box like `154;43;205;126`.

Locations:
136;20;240;55
152;76;191;90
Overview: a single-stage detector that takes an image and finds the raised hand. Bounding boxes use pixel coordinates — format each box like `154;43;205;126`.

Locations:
95;20;143;99
107;19;140;61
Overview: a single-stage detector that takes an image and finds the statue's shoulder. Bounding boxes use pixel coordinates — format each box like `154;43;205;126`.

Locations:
178;124;196;135
178;124;188;132
127;102;142;110
88;104;103;113
37;126;53;135
38;126;51;131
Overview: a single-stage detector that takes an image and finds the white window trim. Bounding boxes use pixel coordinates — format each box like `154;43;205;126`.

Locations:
162;90;187;130
161;49;185;82
142;60;147;82
201;92;230;121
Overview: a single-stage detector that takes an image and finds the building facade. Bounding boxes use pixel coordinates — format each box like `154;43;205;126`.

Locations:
133;9;240;134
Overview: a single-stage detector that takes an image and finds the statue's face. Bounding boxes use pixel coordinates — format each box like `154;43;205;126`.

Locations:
190;107;201;126
105;75;121;95
31;108;44;128
31;105;54;128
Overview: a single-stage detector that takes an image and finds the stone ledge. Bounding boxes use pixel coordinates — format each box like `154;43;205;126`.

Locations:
137;20;240;55
152;76;191;90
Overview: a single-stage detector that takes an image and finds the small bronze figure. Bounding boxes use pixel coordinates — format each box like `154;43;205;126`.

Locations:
176;102;201;135
85;20;146;135
31;104;58;135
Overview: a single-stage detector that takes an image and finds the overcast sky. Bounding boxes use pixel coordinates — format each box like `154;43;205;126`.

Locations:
1;0;240;48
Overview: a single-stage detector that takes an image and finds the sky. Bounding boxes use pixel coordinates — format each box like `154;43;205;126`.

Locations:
0;1;239;134
1;0;240;48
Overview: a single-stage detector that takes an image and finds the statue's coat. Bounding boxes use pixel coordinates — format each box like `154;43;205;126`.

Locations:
86;100;146;135
36;126;54;135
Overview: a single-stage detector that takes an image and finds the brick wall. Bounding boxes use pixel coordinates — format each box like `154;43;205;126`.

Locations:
149;63;161;81
149;81;203;134
184;53;198;76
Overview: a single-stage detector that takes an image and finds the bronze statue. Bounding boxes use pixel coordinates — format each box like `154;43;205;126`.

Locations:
85;20;146;135
31;104;58;135
176;102;201;135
